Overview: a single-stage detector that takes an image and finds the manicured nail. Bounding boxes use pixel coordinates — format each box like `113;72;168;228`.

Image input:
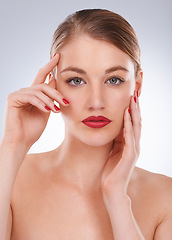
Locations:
53;53;57;57
45;106;51;111
63;98;70;104
137;91;139;98
49;73;52;80
54;104;60;111
128;108;131;114
134;96;137;103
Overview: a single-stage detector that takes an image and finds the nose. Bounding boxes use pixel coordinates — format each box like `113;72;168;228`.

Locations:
87;85;105;111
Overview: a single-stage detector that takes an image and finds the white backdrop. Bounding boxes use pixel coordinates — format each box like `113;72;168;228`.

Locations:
0;0;172;176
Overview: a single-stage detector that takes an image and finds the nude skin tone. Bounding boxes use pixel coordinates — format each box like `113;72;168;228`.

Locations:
50;34;143;192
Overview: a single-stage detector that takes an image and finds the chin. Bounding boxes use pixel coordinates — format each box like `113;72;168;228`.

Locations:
76;130;117;147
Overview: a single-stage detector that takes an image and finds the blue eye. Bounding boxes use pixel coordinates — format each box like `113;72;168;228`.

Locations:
66;77;85;86
107;77;124;85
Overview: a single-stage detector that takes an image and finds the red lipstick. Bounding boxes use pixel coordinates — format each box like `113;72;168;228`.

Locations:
82;115;112;128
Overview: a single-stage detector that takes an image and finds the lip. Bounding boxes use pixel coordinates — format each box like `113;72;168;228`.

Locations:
82;115;111;122
82;115;112;128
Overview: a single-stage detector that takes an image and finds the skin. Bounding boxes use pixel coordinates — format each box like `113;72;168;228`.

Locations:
53;34;142;192
4;35;172;240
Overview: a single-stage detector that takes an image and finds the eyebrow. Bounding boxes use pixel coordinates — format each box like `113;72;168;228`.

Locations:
60;65;129;74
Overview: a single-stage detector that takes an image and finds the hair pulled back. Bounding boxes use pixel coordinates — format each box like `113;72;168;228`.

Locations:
50;9;141;77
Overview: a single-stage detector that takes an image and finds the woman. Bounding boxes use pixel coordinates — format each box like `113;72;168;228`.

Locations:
0;9;172;240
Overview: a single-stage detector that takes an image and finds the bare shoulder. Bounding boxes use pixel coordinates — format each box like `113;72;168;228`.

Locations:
134;166;172;218
11;150;56;196
134;166;172;192
131;167;172;239
17;150;55;175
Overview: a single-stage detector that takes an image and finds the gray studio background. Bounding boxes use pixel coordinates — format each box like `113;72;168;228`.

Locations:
0;0;172;176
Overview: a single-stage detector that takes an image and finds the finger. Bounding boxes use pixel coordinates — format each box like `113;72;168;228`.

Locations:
136;93;142;122
134;91;141;121
112;108;136;180
130;95;141;154
14;93;52;113
123;108;135;156
110;129;125;157
122;109;136;166
31;53;60;87
32;83;70;107
28;89;60;113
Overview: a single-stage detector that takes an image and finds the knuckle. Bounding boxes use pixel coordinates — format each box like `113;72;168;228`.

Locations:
33;83;47;90
18;87;27;92
42;82;48;88
138;120;142;128
6;91;19;102
6;92;14;102
32;84;40;90
45;98;53;106
28;94;34;102
136;119;142;128
38;67;44;74
31;96;41;106
39;83;48;90
28;93;37;101
37;99;43;105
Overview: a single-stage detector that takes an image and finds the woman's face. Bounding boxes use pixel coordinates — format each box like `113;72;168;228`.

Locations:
56;34;137;146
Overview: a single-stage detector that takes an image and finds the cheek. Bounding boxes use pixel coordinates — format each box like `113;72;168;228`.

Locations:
108;90;131;131
109;89;130;111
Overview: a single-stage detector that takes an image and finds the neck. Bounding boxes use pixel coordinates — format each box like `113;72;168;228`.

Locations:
55;134;114;192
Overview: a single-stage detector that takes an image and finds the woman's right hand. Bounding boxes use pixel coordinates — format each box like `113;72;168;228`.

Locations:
1;53;69;150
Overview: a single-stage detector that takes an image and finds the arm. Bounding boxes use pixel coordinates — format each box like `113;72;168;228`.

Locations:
0;53;67;239
0;53;65;239
0;142;28;240
104;192;144;240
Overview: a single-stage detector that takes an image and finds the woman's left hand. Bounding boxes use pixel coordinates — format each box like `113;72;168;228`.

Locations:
101;91;142;203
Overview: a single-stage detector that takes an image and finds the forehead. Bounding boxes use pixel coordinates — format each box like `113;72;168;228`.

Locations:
58;35;135;74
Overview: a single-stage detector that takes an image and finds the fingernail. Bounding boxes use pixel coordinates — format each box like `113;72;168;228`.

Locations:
54;104;60;111
53;53;57;57
134;96;137;103
45;106;51;111
128;108;131;114
49;73;52;80
63;98;70;104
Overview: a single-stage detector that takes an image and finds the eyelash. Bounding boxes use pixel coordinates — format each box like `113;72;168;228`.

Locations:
66;76;124;86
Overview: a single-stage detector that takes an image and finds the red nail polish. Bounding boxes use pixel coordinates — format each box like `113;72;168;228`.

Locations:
63;98;70;104
54;104;60;111
45;106;51;111
53;53;57;57
128;108;131;114
134;96;137;103
49;73;51;80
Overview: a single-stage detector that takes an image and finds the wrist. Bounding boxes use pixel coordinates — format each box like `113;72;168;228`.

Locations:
102;189;131;207
0;140;29;169
0;138;29;153
104;194;131;216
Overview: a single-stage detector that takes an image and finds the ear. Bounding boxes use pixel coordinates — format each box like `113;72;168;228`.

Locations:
135;68;143;97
